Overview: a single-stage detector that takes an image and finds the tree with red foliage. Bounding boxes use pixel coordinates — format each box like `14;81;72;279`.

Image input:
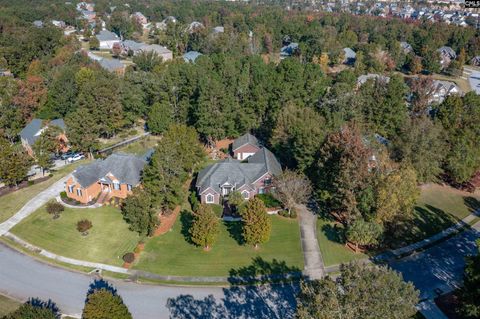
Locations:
13;75;47;121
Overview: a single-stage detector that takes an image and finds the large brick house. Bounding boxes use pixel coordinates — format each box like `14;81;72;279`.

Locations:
196;146;282;205
232;133;261;160
65;153;148;204
19;119;68;156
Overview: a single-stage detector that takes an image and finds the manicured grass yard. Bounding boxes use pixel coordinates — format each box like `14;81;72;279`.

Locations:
134;214;303;277
11;205;139;266
0;294;20;317
316;219;367;267
0;160;89;223
401;184;480;247
116;136;160;156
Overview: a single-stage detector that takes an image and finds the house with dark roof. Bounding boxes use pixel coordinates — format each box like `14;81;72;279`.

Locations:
232;133;261;160
19;119;68;156
280;42;299;59
65;153;148;204
183;51;202;63
196;147;282;205
437;46;457;69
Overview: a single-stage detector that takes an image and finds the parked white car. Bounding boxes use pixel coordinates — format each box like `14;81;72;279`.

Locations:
67;153;85;163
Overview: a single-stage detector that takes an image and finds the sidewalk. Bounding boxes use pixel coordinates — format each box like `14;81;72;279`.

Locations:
376;209;479;262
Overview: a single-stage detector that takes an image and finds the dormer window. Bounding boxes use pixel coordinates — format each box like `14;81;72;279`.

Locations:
206;194;214;204
241;190;249;199
113;182;120;190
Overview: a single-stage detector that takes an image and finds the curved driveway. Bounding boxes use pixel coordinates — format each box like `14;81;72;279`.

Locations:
0;243;298;319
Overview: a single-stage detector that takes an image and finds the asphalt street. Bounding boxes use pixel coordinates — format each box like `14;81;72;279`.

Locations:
0;243;298;319
389;226;480;300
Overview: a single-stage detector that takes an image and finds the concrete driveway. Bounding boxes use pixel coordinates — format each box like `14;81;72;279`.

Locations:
388;226;480;300
0;243;298;319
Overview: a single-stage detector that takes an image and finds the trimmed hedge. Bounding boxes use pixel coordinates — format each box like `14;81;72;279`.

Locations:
279;209;297;219
256;193;282;208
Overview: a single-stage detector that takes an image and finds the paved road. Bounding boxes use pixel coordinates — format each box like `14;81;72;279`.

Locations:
466;68;480;94
388;224;480;301
297;205;325;279
0;243;298;318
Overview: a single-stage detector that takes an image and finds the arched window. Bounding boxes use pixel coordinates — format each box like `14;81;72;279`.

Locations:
206;194;214;204
242;190;249;199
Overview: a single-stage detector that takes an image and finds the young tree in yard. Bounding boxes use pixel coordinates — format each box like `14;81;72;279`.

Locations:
240;197;271;248
345;219;383;252
0;138;31;187
32;126;62;175
296;263;419;319
121;189;158;236
190;204;219;250
460;239;480;318
313;122;372;225
83;288;132;319
273;170;312;216
46;200;64;219
147;101;173;135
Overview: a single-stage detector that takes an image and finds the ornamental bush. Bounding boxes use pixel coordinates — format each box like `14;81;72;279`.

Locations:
46;200;64;218
77;219;92;234
122;252;135;263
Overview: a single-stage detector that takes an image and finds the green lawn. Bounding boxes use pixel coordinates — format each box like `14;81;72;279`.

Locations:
11;205;139;266
116;136;160;156
0;294;20;317
316;219;367;267
0;160;89;223
397;184;480;247
134;213;303;277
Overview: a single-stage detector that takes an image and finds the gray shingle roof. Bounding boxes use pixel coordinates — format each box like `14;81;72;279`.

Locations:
232;133;259;151
20;119;65;146
98;58;124;72
96;30;119;42
73;153;147;188
196;147;281;194
437;46;456;59
343;47;356;60
183;51;202;63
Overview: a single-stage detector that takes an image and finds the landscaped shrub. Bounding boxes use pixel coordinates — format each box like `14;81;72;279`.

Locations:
209;204;223;218
128;129;138;136
48;173;53;177
46;200;64;219
133;246;141;254
77;219;92;235
122;252;135;263
279;209;297;219
27;180;35;186
256;193;282;208
60;191;67;199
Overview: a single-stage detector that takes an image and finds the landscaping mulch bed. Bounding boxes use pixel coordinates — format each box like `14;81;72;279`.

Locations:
0;176;50;197
435;291;466;319
154;206;181;236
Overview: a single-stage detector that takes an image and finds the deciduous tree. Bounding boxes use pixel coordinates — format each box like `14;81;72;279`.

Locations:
121;189;158;236
345;219;383;252
0;138;31;187
83;288;132;319
273;170;312;216
296;263;419;319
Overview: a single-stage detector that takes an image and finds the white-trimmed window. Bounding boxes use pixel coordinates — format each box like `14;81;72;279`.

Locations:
76;188;82;197
113;182;120;190
258;187;265;194
264;178;272;186
68;185;74;193
127;184;132;191
206;194;214;204
242;190;249;199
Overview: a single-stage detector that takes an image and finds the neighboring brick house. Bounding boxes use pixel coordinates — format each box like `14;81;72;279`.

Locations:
19;119;68;156
232;133;261;160
65;153;148;204
196;147;282;205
